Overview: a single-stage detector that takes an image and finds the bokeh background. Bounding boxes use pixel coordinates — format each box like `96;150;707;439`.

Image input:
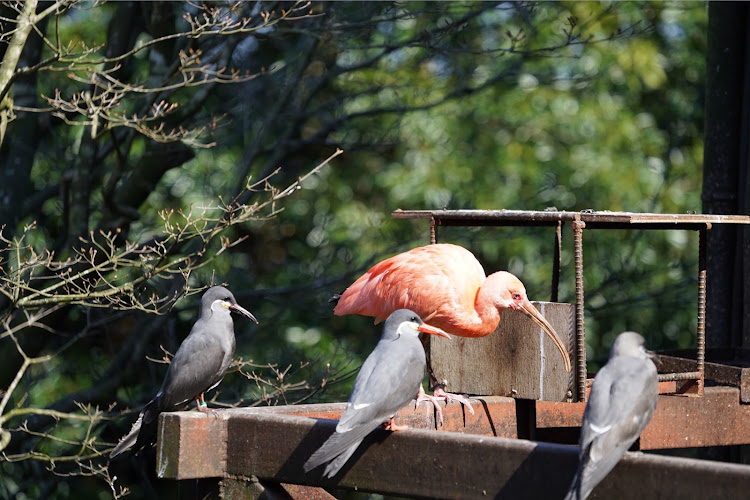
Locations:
0;2;709;497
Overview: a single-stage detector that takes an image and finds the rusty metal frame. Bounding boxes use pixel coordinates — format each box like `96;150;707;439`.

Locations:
392;209;750;402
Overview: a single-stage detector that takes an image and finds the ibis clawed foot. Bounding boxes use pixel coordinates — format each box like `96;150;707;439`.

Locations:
415;385;474;425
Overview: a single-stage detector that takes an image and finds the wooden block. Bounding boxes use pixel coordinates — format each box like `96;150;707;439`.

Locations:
157;411;227;479
430;302;575;401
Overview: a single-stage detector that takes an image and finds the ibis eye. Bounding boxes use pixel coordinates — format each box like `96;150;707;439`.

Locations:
512;293;521;300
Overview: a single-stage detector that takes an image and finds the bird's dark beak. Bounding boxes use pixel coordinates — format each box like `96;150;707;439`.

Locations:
229;303;258;324
520;300;571;373
417;323;451;339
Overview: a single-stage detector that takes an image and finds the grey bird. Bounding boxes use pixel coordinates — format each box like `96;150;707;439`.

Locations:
564;331;659;500
110;286;257;458
304;309;451;478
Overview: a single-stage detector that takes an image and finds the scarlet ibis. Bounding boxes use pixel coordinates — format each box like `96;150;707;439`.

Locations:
304;309;451;478
333;243;571;373
110;286;257;458
564;331;659;500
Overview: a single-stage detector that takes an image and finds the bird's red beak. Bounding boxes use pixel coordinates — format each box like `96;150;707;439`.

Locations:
519;300;571;372
417;323;451;339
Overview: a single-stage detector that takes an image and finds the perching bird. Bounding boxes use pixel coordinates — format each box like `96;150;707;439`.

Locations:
110;286;257;458
304;309;451;478
564;331;659;500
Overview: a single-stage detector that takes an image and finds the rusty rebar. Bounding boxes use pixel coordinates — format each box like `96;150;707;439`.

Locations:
696;225;709;396
573;220;586;402
658;371;701;382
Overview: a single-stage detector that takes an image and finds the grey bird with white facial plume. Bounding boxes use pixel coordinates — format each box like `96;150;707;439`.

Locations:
110;286;257;458
304;309;451;478
564;331;659;500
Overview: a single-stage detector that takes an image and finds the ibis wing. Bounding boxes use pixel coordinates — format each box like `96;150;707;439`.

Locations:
334;244;486;325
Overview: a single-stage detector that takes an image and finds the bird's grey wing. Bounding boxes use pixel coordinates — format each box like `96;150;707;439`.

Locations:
158;330;231;410
304;340;425;477
337;340;425;432
581;357;658;453
575;357;658;498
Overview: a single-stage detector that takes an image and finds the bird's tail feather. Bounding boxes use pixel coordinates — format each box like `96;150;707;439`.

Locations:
323;442;360;479
328;293;341;305
110;396;162;458
304;423;377;477
562;472;581;500
564;445;592;500
110;413;143;458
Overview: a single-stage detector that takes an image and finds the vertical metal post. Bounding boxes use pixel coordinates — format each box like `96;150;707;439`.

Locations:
696;224;710;396
426;216;438;385
573;220;587;402
551;221;562;303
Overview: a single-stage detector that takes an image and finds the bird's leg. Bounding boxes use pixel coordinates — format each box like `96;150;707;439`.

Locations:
420;333;475;417
196;393;220;417
415;385;445;426
430;385;475;416
382;416;410;432
195;393;209;413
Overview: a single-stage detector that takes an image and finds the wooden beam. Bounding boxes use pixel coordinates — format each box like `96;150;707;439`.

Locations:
157;397;750;498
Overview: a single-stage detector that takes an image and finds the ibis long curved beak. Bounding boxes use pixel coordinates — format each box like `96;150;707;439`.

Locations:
417;322;451;339
520;300;571;372
229;303;259;324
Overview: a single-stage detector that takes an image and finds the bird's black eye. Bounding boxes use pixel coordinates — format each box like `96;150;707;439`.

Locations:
411;316;418;322
512;293;521;300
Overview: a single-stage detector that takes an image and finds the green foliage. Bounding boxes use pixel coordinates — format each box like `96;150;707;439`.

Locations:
0;1;711;497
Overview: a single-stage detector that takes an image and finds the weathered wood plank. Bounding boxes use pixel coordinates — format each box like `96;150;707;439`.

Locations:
430;301;575;401
157;409;226;479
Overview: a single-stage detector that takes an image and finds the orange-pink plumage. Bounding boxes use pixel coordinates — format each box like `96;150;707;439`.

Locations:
334;243;570;372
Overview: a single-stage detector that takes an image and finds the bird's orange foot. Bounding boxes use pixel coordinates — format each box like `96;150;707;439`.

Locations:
432;386;475;416
416;385;445;425
382;416;409;431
